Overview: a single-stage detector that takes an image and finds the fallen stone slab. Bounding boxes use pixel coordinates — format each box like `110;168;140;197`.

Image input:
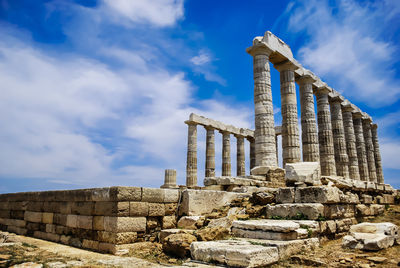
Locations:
265;203;324;220
159;229;195;243
232;219;300;233
190;240;279;267
232;227;306;241
285;162;321;186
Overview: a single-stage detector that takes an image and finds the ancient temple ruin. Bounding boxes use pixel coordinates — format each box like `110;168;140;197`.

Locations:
0;31;398;267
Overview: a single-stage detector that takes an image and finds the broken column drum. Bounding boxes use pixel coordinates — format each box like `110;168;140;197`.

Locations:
186;122;198;187
297;75;319;162
316;87;336;176
247;42;277;168
371;124;384;184
330;96;349;177
341;103;360;180
353;113;369;181
275;61;301;166
362;117;377;182
205;127;216;177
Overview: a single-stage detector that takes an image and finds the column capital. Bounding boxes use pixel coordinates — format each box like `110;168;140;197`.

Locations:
329;93;344;103
273;60;300;72
246;41;274;57
314;85;332;96
204;125;215;131
352;111;364;119
341;100;355;112
234;134;245;139
296;74;316;85
361;112;372;123
184;120;197;126
219;130;231;135
371;123;378;130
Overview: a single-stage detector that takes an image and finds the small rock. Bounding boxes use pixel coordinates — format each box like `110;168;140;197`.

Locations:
162;233;197;258
177;216;205;230
251;191;275;205
195;226;230;241
367;257;387;263
358;264;370;268
168;258;177;263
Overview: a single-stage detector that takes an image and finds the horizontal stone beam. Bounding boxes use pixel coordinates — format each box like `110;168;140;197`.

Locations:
186;113;282;138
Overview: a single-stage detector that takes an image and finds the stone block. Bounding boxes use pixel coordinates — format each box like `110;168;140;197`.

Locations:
250;166;270;176
370;204;385;215
366;182;376;191
356;204;372;216
104;216;146;232
0;202;8;210
66;215;78;228
294;186;341;204
71;202;94;215
53;213;67;226
324;204;355;219
42;212;54;224
45;224;56;233
60;235;71;244
77;215;93;230
177;216;205;230
319;220;336;234
265;203;324;220
82;239;99;250
59;202;73;214
0;210;10;218
382;194;395;204
352;180;366;191
232;220;300;233
384;184;394;193
190;240;279;267
162;216;177;229
55;225;66;235
164;203;177;216
164;189;180;203
94;201;129;216
98;231;137;244
285;162;321;185
276;188;295;203
339;192;360;204
93;216;105;231
141;188;165;203
7;226;27;235
179;189;250;216
129;202;149;216
91;188;111;201
110;186;142;201
27;202;44;212
148;203;165;216
232;227;299;240
362;195;373;204
147;216;160;230
10;210;25;219
159;228;195;243
376;184;385;191
335;218;353;233
24;211;42;223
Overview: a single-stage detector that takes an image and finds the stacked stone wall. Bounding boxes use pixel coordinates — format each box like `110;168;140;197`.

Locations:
0;187;180;254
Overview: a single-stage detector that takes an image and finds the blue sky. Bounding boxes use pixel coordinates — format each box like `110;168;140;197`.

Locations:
0;0;399;193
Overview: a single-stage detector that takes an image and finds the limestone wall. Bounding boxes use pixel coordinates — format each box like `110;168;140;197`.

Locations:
0;187;180;254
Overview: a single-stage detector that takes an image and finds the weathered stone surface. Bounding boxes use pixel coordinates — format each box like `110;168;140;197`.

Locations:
324;204;355;219
163;233;197;258
232;227;299;240
343;233;395;251
276;187;295;203
148;203;165;217
66;215;78;228
179;189;249;216
285;162;321;185
294;220;320;234
339;192;360;204
319;220;337;234
158;228;195;243
177;216;204;230
250;166;270;176
93;216;104;231
24;211;42;223
207;216;236;229
162;216;176;229
195;226;230;241
141;188;164;203
335;218;354;233
76;215;92;230
294;186;341;204
232;219;300;233
190;239;279;267
321;176;352;189
111;186;141;202
251;192;274;205
265;203;324;220
104;216;146;232
129;202;148;217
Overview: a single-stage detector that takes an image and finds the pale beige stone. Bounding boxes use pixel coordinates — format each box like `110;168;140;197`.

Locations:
41;212;53;224
177;216;204;230
266;203;324;220
24;211;42;223
162;216;176;229
104;216;146;232
129;201;148;216
66;215;78;228
93;216;104;231
285;162;321;185
148;203;165;217
77;215;92;230
232;219;300;233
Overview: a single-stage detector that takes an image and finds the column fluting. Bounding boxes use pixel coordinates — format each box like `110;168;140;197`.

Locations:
205;127;215;177
161;169;178;189
221;131;231;176
249;137;255;170
185;121;197;187
362;116;377;182
371;124;384;184
236;135;246;176
353;112;369;181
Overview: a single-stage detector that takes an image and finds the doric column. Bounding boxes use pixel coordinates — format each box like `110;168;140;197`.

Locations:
315;86;336;176
329;94;349;177
221;131;231;176
185;121;197;187
247;42;277;169
205;127;215;177
249;137;255;170
353;112;369;181
275;61;301;166
362;116;377;182
161;169;178;189
275;135;279;163
297;74;319;162
236;135;246;176
341;102;360;180
371;124;384;184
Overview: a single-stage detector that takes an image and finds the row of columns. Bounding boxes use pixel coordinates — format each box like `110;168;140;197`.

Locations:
186;122;256;187
247;40;384;184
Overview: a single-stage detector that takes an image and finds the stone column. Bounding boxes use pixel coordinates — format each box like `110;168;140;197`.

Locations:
371;124;384;184
185;121;197;187
297;75;319;162
247;42;277;169
161;169;178;189
362;116;377;182
275;135;279;163
341;102;360;180
236;135;246;176
353;112;369;181
249;137;255;170
329;95;349;177
221;131;231;176
315;86;336;176
275;61;301;166
205;127;215;177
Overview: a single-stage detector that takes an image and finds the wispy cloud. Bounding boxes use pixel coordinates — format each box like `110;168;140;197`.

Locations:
191;50;211;66
285;0;400;107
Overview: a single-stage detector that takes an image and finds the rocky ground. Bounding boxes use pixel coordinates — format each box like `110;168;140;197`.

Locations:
0;205;399;268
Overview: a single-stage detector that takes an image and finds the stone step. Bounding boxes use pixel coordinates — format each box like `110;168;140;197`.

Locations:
232;227;308;240
232;219;300;232
190;240;279;268
265;203;324;220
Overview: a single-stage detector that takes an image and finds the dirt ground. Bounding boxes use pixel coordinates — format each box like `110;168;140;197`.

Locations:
1;205;399;268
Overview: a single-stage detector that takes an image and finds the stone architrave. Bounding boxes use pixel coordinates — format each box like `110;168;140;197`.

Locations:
329;94;349;177
235;135;246;176
275;61;301;166
161;169;178;189
362;116;377;182
371;124;384;184
248;137;256;170
297;74;319;162
221;131;231;176
205;127;216;177
341;102;360;180
353;112;369;181
315;86;336;176
185;121;198;187
247;41;277;170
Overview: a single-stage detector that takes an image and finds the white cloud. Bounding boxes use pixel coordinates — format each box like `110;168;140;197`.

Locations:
101;0;184;27
286;0;400;107
191;51;211;66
